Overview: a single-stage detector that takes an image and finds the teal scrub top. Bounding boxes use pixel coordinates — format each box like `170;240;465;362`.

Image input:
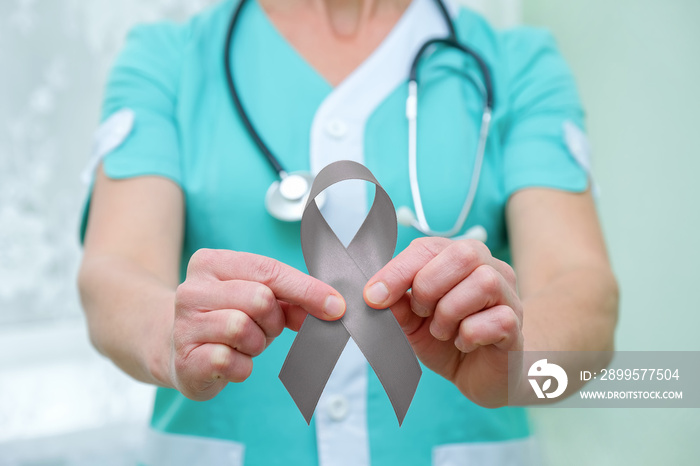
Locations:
82;0;588;464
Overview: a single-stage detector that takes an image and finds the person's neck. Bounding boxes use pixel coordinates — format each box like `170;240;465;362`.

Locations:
260;0;411;39
257;0;413;86
317;0;383;38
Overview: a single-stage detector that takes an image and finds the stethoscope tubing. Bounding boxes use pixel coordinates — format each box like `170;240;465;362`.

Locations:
224;0;288;178
223;0;494;239
407;91;492;237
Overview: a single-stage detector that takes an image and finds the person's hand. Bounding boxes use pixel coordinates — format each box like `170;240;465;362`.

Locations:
170;248;346;401
363;238;523;408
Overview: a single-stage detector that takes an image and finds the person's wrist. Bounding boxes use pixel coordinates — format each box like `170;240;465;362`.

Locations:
143;298;177;389
145;331;176;388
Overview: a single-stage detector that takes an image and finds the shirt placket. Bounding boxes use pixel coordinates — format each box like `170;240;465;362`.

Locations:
306;0;449;464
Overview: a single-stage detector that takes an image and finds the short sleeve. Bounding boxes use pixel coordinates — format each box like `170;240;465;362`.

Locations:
99;21;186;185
500;28;589;197
79;22;185;242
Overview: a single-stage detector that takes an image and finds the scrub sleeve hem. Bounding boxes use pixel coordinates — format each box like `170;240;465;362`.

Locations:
504;167;590;199
78;162;183;244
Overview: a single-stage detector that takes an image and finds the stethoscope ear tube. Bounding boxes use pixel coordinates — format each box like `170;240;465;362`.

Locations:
402;99;492;239
402;9;494;240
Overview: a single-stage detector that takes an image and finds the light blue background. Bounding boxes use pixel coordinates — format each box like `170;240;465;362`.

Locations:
524;1;700;465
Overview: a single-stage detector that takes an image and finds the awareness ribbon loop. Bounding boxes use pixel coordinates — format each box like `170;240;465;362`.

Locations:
279;160;422;426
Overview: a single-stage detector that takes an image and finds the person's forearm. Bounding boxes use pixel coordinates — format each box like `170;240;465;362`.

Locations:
521;264;618;354
508;263;619;402
78;253;175;387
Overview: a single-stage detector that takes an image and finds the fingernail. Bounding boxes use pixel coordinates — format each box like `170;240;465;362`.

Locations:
430;321;447;341
411;298;430;317
211;345;230;367
324;295;345;319
366;282;389;305
454;336;467;353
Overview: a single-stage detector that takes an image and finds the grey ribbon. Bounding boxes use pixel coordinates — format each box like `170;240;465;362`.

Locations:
279;160;422;426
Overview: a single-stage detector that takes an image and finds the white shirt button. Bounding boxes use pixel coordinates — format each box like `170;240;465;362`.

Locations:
325;118;348;139
327;394;350;422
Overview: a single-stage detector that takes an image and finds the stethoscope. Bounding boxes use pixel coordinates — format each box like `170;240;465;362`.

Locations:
224;0;493;241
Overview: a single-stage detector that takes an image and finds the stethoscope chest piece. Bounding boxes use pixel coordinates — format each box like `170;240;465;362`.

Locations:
265;172;326;222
